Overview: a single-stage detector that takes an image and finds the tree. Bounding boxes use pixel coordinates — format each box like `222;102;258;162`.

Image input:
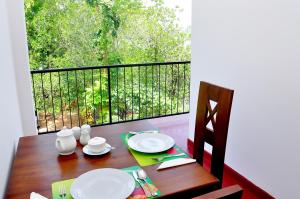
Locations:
25;0;191;132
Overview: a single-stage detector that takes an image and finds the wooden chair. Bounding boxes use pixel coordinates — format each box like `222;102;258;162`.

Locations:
193;81;234;186
194;185;243;199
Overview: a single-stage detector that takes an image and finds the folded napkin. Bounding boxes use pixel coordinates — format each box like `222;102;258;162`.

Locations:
30;192;48;199
157;158;196;170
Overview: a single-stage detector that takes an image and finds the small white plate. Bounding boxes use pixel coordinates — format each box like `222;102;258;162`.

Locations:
70;168;135;199
128;132;175;153
83;143;112;156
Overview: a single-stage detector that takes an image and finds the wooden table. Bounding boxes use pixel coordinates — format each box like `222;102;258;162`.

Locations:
6;120;219;199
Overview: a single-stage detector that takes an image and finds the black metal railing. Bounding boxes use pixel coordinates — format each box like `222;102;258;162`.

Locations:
31;61;190;133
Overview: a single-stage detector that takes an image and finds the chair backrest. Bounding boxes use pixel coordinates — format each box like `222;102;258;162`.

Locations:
194;185;243;199
193;81;234;185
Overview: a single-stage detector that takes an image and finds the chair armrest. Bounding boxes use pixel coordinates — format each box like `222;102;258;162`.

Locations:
193;185;243;199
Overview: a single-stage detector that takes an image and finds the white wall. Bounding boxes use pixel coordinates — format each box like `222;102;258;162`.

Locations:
6;0;36;136
190;0;300;198
0;0;23;197
0;0;36;197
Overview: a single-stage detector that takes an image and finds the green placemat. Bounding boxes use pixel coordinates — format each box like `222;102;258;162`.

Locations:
52;166;160;199
120;132;189;166
52;179;74;199
123;166;161;199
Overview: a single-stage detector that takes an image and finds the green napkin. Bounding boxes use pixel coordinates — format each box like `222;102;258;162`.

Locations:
120;132;189;166
51;166;161;199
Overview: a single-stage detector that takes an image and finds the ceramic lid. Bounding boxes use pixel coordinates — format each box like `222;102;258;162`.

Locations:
57;128;74;137
88;137;106;146
81;129;90;134
81;124;91;129
72;126;80;130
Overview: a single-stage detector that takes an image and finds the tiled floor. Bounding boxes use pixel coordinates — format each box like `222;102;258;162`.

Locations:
150;114;265;199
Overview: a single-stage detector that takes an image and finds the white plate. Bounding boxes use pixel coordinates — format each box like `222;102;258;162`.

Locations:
70;168;135;199
128;132;175;153
82;143;111;156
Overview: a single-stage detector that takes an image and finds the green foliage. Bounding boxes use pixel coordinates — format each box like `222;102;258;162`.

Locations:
26;0;191;132
25;0;190;69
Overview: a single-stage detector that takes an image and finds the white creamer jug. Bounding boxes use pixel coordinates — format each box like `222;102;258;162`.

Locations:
55;127;77;155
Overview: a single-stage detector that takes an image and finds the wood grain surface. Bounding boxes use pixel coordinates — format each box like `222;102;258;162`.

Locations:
6;120;219;199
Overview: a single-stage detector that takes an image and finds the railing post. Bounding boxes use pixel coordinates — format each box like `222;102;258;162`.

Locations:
30;61;190;133
107;67;113;124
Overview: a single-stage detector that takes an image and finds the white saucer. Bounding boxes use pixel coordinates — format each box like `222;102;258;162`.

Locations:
83;143;112;156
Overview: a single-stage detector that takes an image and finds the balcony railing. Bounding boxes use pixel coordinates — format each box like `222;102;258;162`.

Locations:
31;61;190;133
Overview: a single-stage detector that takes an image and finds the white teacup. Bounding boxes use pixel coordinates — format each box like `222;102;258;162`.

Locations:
87;137;106;153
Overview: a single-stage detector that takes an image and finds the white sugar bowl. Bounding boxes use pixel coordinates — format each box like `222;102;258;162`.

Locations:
55;128;77;155
80;129;91;146
81;124;91;134
72;126;81;140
